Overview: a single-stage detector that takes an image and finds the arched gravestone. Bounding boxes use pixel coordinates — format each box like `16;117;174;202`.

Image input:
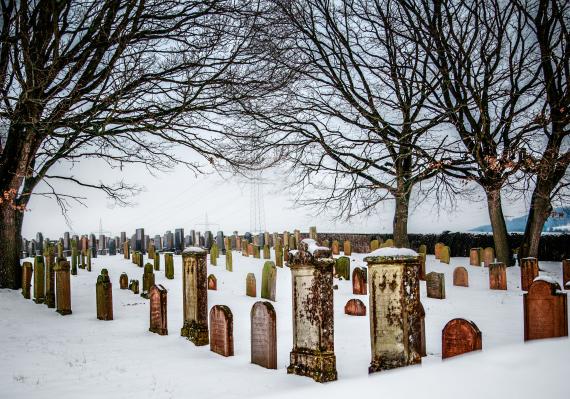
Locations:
251;301;277;369
119;273;129;289
520;257;539;291
442;318;482;359
208;274;217;291
453;267;469;287
418;244;427;255
210;305;234;357
524;279;568;341
149;284;168;335
470;248;482;266
261;261;277;301
434;242;444;260
426;272;446;299
96;270;113;321
335;256;350;280
352;267;367;295
563;259;570;289
344;298;366;316
439;246;450;264
370;239;380;251
483;247;494;267
489;262;507;290
246;273;256;297
343;240;352;256
331;240;340;255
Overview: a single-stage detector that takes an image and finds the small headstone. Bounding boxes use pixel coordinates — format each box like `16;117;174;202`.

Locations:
483;247;494;267
442;318;482;359
141;263;155;299
275;241;283;267
489;262;507;290
44;244;56;308
418;252;426;280
164;252;174;279
344;299;366;316
309;226;317;240
469;248;482;266
440;246;450;264
418;244;427;255
426;272;445;299
154;252;160;271
119;273;128;289
246;273;256;297
263;244;270;260
251;301;277;369
352;267;367;295
253;245;260;259
209;305;234;357
261;261;277;301
54;259;72;315
370;239;380;251
149;284;168;335
96;270;113;321
520;257;539;291
524;279;568;341
383;239;394;247
21;262;33;299
564;259;570;290
335;256;350;280
123;241;130;259
434;242;444;259
226;249;233;272
210;243;218;266
453;267;469;287
331;240;340;255
419;302;426;357
247;243;254;257
208;274;217;290
343;240;352;256
33;255;45;304
129;279;140;294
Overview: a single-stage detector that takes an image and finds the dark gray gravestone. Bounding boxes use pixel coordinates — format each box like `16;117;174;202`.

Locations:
258;233;265;247
63;232;71;256
204;231;213;249
216;231;225;254
244;232;252;243
154;235;162;251
90;234;98;258
36;233;44;255
174;228;184;253
135;228;145;252
98;234;106;255
108;239;117;255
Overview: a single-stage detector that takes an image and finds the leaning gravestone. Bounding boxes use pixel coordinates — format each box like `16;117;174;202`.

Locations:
352;267;367;295
54;259;72;315
365;247;422;373
209;305;234;357
119;273;129;289
335;256;350;280
22;262;33;299
251;301;277;369
181;247;209;346
453;267;469;287
208;274;217;290
149;284;168;335
564;259;570;290
470;248;482;266
442;318;482;359
524;278;568;341
261;261;277;301
426;272;446;299
33;255;45;304
141;263;155;299
489;262;507;290
520;257;539;291
344;298;366;316
96;270;113;321
483;247;494;267
246;273;256;297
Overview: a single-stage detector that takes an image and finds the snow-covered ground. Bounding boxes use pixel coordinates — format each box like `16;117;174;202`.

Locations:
1;250;568;398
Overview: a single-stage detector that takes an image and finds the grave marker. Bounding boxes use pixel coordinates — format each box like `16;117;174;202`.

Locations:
149;284;168;335
489;262;507;290
520;257;539;291
129;279;140;294
352;267;367;295
22;262;32;299
426;272;445;299
524;279;568;341
141;263;155;299
335;256;350;280
483;247;494;267
54;259;72;315
45;244;56;308
208;274;217;290
343;240;352;256
261;261;277;301
164;252;174;279
119;273;128;289
96;269;113;320
246;273;256;297
181;247;209;346
442;318;482;359
251;301;277;369
440;246;450;264
344;298;366;316
33;255;45;304
209;305;234;357
470;248;482;266
453;267;469;287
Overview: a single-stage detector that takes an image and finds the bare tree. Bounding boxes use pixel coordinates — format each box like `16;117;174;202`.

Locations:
0;0;279;289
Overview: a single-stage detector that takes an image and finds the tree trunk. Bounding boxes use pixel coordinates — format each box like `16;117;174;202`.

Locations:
485;188;512;266
0;202;24;289
519;178;555;260
393;192;411;248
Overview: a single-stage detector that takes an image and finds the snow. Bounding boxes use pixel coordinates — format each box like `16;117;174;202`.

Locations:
367;247;418;257
534;275;559;285
183;246;206;254
300;238;330;255
1;251;568;398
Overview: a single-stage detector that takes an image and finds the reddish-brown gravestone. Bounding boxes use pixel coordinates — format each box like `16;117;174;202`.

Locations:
352;267;367;295
247;243;254;257
442;318;482;359
208;274;217;291
96;270;113;321
453;267;469;287
246;273;256;297
21;262;33;299
119;273;128;290
426;272;446;299
489;262;507;290
331;240;340;255
54;259;72;315
483;247;494;267
251;301;277;369
209;305;234;357
434;243;444;260
149;284;168;335
469;248;482;266
561;259;569;290
520;257;539;291
523;278;568;341
344;299;366;316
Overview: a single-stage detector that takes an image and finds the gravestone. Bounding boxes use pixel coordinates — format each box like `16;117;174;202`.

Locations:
22;262;33;299
210;243;218;266
164;252;174;279
251;301;277;369
209;305;234;357
335;256;350;280
154;252;160;271
71;240;78;275
141;263;155;299
426;272;445;299
440;246;450;264
44;244;56;308
287;239;337;383
331;240;340;255
263;244;270;260
135;228;145;252
419;302;426;357
242;239;249;256
442;318;482;359
175;228;185;254
309;226;317;240
483;247;494;267
418;244;427;255
108;239;117;256
63;232;71;256
344;298;366;316
208;274;217;290
147;243;155;260
564;259;570;289
434;242;444;259
453;267;469;287
96;270;113;320
370;239;380;251
275;241;283;267
283;245;289;262
489;262;507;290
288;235;296;250
352;267;367;295
119;273;128;289
524;279;568;341
470;248;482;266
204;231;213;249
343;240;352;256
54;259;72;315
520;257;539;291
247;243;254;257
418;252;426;280
181;247;209;345
129;279;140;294
36;232;44;255
383;239;394;247
86;249;92;272
365;248;422;373
123;241;130;259
80;250;86;269
57;239;63;259
33;255;45;304
261;261;277;301
149;284;168;335
226;249;233;272
253;245;260;259
246;273;256;297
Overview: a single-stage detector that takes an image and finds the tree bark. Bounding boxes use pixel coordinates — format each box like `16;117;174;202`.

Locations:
393;192;411;248
0;202;24;289
485;188;512;266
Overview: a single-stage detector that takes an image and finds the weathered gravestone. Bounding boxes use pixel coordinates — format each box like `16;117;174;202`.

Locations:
54;259;72;315
344;298;366;316
335;256;350;280
287;239;337;383
226;248;233;271
33;255;45;304
242;239;249;256
382;239;394;247
489;262;507;290
123;241;130;259
209;305;234;357
331;240;340;255
418;252;426;280
524;278;568;341
210;243;218;266
564;259;570;290
96;269;113;321
419;302;426;357
108;239;117;256
520;257;539;291
181;247;209;345
129;279;140;294
439;246;450;264
251;301;277;369
141;263;155;299
370;239;380;251
343;240;352;256
352;267;367;295
246;273;256;297
261;261;277;301
247;243;254;257
86;249;92;272
426;272;446;299
442;318;482;359
275;241;283;267
470;248;482;266
70;240;78;275
453;267;469;287
483;247;494;267
164;252;174;279
119;273;129;289
22;261;33;299
208;274;217;290
434;242;444;259
365;247;422;373
418;244;427;255
44;244;56;308
263;244;270;260
154;252;160;271
309;226;317;240
253;245;260;259
149;284;168;335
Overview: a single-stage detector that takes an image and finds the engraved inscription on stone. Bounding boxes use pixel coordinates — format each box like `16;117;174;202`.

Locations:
251;301;277;369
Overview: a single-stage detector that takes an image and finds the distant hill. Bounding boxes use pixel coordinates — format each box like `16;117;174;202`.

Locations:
471;207;570;233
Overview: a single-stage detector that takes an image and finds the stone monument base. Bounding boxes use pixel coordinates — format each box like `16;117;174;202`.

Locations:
181;321;209;346
287;349;337;383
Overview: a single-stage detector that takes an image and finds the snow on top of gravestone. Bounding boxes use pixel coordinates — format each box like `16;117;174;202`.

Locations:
301;238;329;255
368;247;418;257
533;275;558;285
183;246;206;254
